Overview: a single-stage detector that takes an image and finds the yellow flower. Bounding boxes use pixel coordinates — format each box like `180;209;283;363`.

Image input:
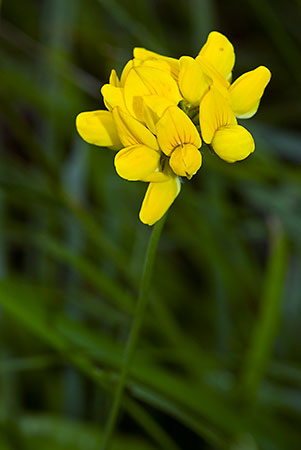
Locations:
178;56;213;106
135;31;271;122
101;64;129;111
156;106;202;178
133;47;180;80
179;31;270;162
196;31;235;81
123;65;182;122
229;66;271;119
76;31;271;225
113;106;201;225
76;63;133;149
76;110;121;150
199;87;255;163
195;31;271;120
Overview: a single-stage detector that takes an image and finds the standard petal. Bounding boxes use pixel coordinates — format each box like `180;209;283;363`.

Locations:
198;31;235;80
139;176;181;225
120;59;134;87
178;56;212;105
229;66;271;118
169;144;202;179
133;47;180;80
141;59;178;79
114;144;161;181
156;106;201;156
76;110;121;150
112;107;159;149
199;87;236;144
101;84;126;111
134;47;161;60
123;66;182;121
212;124;255;163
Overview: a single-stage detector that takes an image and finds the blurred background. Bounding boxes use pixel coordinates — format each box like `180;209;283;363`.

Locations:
1;0;301;449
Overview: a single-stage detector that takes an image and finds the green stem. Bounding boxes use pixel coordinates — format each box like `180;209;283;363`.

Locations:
100;214;167;450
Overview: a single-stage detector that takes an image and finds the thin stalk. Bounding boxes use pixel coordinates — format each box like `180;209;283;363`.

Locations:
100;214;167;450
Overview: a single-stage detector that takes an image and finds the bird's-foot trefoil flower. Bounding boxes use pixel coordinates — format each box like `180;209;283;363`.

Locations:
76;31;271;225
199;87;255;163
113;105;201;225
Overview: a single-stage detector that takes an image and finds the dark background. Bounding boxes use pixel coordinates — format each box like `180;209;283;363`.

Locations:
0;0;301;449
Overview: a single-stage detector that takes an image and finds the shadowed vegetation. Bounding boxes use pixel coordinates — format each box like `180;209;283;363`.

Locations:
0;0;301;449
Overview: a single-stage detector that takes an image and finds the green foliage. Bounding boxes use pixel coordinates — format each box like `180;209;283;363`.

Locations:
0;0;301;449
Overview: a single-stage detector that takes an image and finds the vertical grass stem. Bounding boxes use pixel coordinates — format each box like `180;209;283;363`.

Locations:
101;214;167;450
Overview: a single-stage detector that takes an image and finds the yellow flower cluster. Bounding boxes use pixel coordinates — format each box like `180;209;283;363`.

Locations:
76;31;271;225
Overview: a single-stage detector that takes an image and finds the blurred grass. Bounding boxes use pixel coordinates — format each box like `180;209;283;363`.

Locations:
1;0;301;449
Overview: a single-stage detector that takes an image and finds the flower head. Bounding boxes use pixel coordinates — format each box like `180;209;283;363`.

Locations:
76;31;271;225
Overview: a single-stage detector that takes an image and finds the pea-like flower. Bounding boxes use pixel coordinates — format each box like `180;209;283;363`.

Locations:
76;31;271;225
113;105;201;225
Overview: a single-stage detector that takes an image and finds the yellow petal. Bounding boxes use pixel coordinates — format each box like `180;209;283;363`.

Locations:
229;66;271;118
120;59;134;87
198;31;235;80
169;144;202;179
199;87;236;144
156;106;201;156
101;84;126;111
139;176;181;225
76;110;121;150
123;66;182;121
178;56;212;105
114;144;161;181
112;107;159;149
133;47;154;59
133;47;180;80
142;95;175;134
212;124;255;163
109;69;119;87
142;59;178;78
196;55;230;90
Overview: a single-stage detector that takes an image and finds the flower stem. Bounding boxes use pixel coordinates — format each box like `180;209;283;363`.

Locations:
100;214;167;450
